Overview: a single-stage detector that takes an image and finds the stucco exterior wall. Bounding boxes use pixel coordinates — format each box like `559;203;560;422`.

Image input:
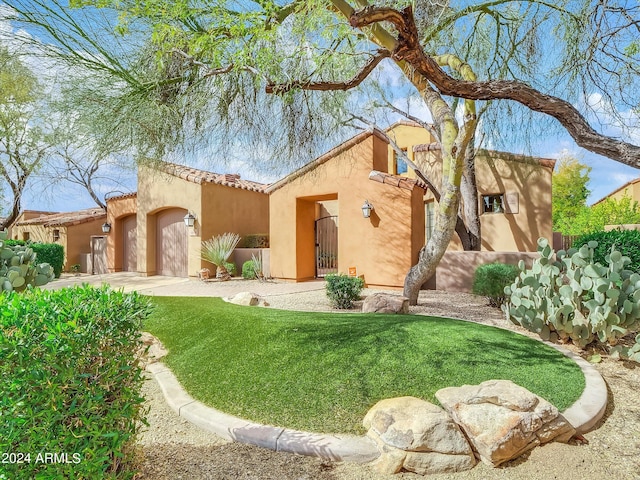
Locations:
137;166;202;276
269;134;423;288
106;195;137;273
600;180;640;203
66;221;105;269
385;122;436;178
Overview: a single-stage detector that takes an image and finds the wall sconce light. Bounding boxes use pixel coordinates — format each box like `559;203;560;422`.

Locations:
361;200;374;218
183;212;196;227
101;222;111;234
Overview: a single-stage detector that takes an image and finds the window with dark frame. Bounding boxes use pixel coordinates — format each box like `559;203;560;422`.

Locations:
482;194;505;214
22;231;30;241
53;229;60;241
394;148;409;175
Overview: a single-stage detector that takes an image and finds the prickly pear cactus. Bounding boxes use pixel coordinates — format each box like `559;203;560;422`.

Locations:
0;229;54;293
504;237;640;361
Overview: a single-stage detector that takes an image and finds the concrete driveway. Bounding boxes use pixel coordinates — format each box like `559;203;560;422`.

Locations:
43;272;326;297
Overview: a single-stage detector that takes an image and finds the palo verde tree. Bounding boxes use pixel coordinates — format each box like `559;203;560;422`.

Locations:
6;0;640;303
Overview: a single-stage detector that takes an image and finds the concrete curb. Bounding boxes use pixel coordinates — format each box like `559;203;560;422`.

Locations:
145;362;379;463
145;329;607;463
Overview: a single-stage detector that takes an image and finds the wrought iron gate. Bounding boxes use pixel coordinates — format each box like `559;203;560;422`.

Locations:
315;215;338;277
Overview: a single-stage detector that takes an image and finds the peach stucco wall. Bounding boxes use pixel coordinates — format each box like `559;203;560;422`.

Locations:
269;134;424;288
106;195;137;273
385;122;435;178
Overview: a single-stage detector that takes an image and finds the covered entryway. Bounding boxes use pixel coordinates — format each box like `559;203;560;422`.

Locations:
122;215;137;272
315;215;338;277
156;208;188;277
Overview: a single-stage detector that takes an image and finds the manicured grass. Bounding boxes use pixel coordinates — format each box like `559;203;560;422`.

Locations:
145;297;585;434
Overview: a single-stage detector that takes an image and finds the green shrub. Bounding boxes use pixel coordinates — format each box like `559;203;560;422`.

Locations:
0;285;152;479
472;263;520;307
242;260;258;279
31;242;64;278
224;261;236;277
504;238;640;362
573;229;640;273
325;274;365;309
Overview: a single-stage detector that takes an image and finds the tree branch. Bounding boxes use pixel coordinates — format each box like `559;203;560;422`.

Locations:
265;50;391;94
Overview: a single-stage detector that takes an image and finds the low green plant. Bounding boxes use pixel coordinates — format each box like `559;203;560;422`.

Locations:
242;260;257;279
0;285;152;479
224;261;236;277
201;232;241;281
573;229;640;273
325;273;364;309
472;263;520;307
504;238;640;362
70;263;81;273
0;229;54;292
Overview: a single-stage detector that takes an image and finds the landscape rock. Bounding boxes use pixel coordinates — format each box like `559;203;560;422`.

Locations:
226;291;266;307
435;380;576;467
140;332;168;363
363;396;476;475
362;293;409;314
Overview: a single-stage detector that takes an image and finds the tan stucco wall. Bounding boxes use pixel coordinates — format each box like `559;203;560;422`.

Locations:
137;166;202;277
385;123;436;178
417;149;553;252
106;195;137;273
603;181;640;203
270;134;423;288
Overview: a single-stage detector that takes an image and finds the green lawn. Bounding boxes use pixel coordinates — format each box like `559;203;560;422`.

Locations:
145;297;585;434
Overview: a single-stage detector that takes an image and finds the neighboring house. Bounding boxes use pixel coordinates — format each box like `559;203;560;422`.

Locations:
12;208;107;271
105;162;269;277
267;122;555;288
591;177;640;206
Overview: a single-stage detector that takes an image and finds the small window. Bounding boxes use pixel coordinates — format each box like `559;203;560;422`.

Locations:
394;148;409;175
425;201;435;242
22;231;30;241
53;229;60;242
483;194;505;214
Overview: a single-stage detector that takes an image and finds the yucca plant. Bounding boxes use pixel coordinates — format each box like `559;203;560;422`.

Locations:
201;233;241;281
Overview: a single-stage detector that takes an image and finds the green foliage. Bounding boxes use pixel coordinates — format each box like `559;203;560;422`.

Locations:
0;285;152;479
224;261;236;277
325;273;364;309
573;229;640;273
0;230;54;292
242;260;257;279
552;156;591;234
504;238;640;362
472;263;520;307
31;242;64;278
242;234;269;248
201;232;240;267
71;263;81;273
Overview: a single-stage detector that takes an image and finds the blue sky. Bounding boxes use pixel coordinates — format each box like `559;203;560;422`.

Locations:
3;3;639;213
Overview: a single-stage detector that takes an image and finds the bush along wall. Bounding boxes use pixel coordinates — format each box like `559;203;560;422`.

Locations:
472;263;520;307
0;285;152;479
573;229;640;273
4;239;63;278
325;273;365;309
504;238;640;362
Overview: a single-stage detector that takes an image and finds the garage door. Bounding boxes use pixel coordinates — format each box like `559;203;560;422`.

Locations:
156;208;188;277
122;215;137;272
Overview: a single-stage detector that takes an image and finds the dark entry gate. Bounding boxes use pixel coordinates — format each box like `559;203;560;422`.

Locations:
315;215;338;277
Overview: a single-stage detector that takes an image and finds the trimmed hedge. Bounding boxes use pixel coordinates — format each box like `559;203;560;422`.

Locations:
572;229;640;273
4;240;64;278
472;263;520;307
0;285;151;479
325;274;364;309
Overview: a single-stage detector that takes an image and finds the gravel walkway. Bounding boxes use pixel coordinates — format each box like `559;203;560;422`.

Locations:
136;288;640;480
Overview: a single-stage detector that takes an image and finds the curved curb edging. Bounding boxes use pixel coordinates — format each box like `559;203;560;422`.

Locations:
144;331;607;463
146;361;379;463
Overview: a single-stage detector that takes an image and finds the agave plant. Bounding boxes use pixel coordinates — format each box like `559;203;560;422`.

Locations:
201;233;241;281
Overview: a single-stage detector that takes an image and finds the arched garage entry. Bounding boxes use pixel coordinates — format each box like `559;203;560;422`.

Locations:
155;208;188;277
121;214;137;272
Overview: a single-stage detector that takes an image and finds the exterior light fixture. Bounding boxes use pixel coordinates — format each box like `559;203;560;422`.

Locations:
101;222;111;234
361;200;374;218
183;212;196;227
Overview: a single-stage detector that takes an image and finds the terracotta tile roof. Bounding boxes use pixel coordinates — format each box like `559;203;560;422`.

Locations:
106;192;137;202
591;177;640;206
413;143;556;169
266;128;389;193
16;208;106;227
158;162;267;193
368;170;427;191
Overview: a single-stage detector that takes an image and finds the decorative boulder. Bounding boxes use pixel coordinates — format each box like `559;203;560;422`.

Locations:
435;380;576;467
226;291;268;307
362;293;409;314
363;396;476;475
139;332;168;364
